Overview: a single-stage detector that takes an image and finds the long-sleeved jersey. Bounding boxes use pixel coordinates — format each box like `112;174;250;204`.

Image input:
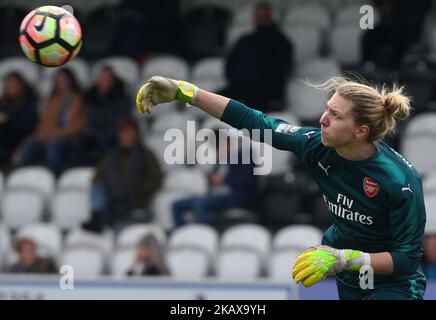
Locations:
221;99;426;289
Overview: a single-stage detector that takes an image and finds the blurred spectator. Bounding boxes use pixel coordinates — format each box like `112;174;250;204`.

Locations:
362;0;432;69
0;72;38;171
220;2;293;112
423;234;436;280
7;238;57;274
82;66;131;164
172;131;258;227
127;234;169;276
12;68;85;175
82;118;163;232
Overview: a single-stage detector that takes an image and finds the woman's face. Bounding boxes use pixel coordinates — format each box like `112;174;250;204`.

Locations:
19;242;37;266
425;235;436;263
136;244;150;261
5;75;24;97
97;69;115;94
319;92;360;148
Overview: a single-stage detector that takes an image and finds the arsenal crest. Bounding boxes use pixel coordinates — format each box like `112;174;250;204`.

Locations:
363;177;380;198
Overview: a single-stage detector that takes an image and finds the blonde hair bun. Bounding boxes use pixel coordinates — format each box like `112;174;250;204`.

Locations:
383;87;411;120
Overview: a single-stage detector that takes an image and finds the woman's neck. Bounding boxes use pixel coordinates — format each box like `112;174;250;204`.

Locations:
335;141;377;161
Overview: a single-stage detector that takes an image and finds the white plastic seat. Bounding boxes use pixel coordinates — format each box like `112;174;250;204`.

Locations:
144;133;186;172
296;57;342;83
16;223;62;258
220;223;271;258
57;167;95;192
284;4;331;31
0;57;39;94
91;56;139;94
425;193;436;234
163;168;208;195
0;224;12;269
401;113;436;176
141;55;189;82
267;249;300;282
168;224;218;257
216;248;262;280
329;25;364;66
6;166;56;199
191;57;226;93
151;190;196;231
424;172;436;194
60;247;105;279
50;190;91;230
1;190;44;228
167;247;210;279
283;25;321;64
110;248;137;278
116;223;167;249
64;227;114;257
150;112;196;135
273;224;323;251
286;79;329;121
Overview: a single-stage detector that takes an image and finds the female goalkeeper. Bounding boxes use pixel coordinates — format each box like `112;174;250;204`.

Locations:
136;76;426;300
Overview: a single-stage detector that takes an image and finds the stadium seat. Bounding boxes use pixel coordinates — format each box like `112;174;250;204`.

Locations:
60;247;105;279
110;248;136;278
267;248;300;281
191;57;226;93
216;248;262;280
296;57;342;83
286;79;329;122
0;57;40;95
425;193;436;234
116;223;167;249
163;168;208;195
0;224;12;270
329;24;364;66
220;223;271;259
1;190;44;229
401;112;436;177
283;24;321;64
50;190;91;230
424;172;436;194
5;166;56;200
151;190;196;230
16;223;62;258
150;111;197;135
0;170;4;197
64;227;114;258
38;58;91;97
141;55;190;83
168;224;219;258
283;3;331;31
143;133;186;172
273;224;324;251
167;247;210;279
57;167;95;192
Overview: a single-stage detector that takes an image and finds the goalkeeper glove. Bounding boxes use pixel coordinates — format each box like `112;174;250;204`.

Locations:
292;245;371;287
136;76;198;114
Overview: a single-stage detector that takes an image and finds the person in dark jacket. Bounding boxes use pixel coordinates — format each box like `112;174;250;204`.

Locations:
82;117;163;232
0;72;38;171
221;2;293;112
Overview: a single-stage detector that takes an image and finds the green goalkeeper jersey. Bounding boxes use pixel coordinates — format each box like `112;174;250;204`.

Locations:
221;100;426;289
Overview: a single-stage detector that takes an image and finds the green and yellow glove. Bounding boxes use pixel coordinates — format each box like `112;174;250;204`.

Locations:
292;245;371;287
136;76;198;115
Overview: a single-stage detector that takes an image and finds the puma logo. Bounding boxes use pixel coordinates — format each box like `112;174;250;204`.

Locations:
401;184;412;193
303;131;316;139
318;161;331;176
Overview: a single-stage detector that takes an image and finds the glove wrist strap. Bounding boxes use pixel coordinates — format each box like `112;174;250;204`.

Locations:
341;249;371;271
176;80;198;103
